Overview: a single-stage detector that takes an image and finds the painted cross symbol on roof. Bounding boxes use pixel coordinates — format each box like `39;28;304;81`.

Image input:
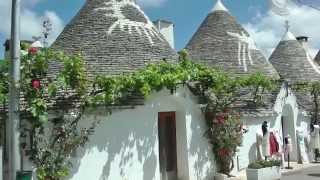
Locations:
95;0;163;45
227;31;258;72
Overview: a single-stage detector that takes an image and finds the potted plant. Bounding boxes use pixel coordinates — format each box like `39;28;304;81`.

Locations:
246;160;281;180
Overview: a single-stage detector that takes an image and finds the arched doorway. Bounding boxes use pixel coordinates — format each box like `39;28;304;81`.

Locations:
281;104;297;161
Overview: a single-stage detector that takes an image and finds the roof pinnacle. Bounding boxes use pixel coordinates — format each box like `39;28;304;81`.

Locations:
211;0;228;12
282;20;296;41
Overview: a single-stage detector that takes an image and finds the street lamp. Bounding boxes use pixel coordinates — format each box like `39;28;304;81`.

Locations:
7;0;22;179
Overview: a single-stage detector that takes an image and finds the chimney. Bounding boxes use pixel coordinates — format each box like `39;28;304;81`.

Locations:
153;19;175;49
296;36;309;51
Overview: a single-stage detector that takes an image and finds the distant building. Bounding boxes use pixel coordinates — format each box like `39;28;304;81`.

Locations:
3;39;43;59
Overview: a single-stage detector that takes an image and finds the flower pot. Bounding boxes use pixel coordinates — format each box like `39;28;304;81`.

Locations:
16;171;33;180
246;166;281;180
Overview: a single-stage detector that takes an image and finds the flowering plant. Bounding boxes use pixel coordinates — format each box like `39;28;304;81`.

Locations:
0;48;274;179
205;109;243;176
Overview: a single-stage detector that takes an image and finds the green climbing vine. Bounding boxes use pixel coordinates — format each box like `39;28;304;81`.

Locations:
0;47;277;179
0;59;8;106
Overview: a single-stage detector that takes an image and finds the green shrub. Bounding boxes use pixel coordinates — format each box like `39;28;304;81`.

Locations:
248;160;281;169
248;162;264;169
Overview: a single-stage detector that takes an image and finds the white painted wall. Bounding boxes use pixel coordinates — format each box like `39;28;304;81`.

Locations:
182;90;216;180
234;114;282;172
234;83;313;172
65;86;214;180
296;112;313;162
275;85;312;163
21;83;313;179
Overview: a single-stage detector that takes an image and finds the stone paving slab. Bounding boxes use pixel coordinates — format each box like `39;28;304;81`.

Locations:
229;162;320;180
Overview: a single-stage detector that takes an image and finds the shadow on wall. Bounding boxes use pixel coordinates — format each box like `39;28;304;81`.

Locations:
248;143;257;163
68;108;158;180
240;116;279;168
188;109;216;180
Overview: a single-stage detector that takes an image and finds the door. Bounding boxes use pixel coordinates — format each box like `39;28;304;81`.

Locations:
158;112;178;180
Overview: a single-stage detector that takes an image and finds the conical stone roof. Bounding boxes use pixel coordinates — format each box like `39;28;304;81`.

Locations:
315;50;320;65
269;31;320;84
51;0;177;76
185;0;279;79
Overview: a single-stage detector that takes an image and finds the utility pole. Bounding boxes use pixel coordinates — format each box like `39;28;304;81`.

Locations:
7;0;21;179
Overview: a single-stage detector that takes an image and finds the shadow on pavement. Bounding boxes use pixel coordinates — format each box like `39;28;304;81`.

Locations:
308;173;320;177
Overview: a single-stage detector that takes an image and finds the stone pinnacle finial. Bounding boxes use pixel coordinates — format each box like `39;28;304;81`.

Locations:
282;20;296;41
285;20;290;32
212;0;228;12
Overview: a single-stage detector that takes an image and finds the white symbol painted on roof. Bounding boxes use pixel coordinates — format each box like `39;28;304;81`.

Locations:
306;51;320;75
227;31;258;72
95;0;163;45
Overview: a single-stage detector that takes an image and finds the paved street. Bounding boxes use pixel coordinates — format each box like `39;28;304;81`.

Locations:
282;165;320;180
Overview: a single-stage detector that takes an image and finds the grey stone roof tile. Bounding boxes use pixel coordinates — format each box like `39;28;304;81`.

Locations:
51;0;177;77
185;8;280;116
269;37;320;112
269;39;320;84
315;50;320;65
185;10;279;79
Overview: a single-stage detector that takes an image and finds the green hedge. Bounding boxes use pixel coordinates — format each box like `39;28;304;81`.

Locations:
248;160;281;169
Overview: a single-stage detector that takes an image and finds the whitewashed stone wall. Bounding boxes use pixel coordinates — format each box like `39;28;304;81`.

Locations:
234;83;312;173
65;86;215;180
22;83;313;179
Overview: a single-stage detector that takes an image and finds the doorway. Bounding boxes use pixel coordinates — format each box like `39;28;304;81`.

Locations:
281;104;297;161
158;112;178;180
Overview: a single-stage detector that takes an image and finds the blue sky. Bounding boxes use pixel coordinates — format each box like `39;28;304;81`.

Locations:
0;0;319;59
0;0;268;58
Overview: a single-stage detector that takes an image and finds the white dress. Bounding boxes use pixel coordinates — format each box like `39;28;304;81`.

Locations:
256;132;263;160
284;136;293;154
310;125;320;150
262;132;270;157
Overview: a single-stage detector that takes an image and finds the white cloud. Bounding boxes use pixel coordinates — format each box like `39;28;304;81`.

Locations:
136;0;167;8
0;0;63;46
244;4;320;59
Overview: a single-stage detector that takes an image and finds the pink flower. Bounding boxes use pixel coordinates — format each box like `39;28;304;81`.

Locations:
215;113;226;124
28;47;38;55
218;148;230;157
31;79;41;89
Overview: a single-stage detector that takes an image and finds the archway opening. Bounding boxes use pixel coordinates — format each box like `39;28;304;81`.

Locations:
281;104;297;161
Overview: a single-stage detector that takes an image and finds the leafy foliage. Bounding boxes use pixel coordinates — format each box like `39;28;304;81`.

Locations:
248;160;281;169
205;110;243;175
0;47;91;180
0;47;276;179
0;59;8;105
